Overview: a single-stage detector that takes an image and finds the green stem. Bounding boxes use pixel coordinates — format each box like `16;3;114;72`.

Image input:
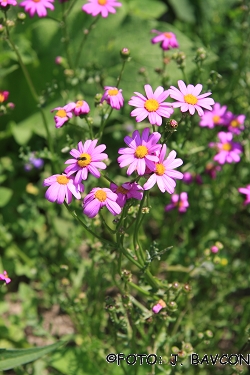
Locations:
97;106;113;140
61;2;73;69
116;60;127;88
84;117;94;139
4;13;55;163
99;211;116;234
74;16;100;70
63;202;115;247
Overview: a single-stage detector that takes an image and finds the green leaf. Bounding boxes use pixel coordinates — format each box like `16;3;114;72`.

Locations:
168;0;195;23
10;121;33;145
0;187;13;207
0;341;64;371
126;0;167;19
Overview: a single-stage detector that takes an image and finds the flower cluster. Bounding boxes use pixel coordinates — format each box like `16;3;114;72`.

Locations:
51;101;90;128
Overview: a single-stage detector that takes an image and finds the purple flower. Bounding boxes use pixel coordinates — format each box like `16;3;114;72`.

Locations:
209;132;242;164
169;80;215;116
143;144;183;194
73;100;90;116
152;299;166;314
43;174;84;204
20;0;54;17
128;84;173;126
199;102;228;128
225;112;245;135
182;172;193;184
64;139;108;183
82;0;122;18
238;185;250;205
151;30;179;51
0;0;16;6
51;103;75;128
83;187;121;218
101;86;124;110
117;128;162;176
0;91;9;102
165;192;189;213
24;152;44;171
110;182;143;207
0;270;11;284
205;162;221;179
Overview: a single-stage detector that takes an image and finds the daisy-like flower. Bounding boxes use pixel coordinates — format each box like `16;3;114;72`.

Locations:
20;0;54;17
117;127;162;176
205;162;221;179
169;80;215;116
225;112;245;135
73;100;90;116
51;103;75;128
143;144;183;194
0;270;11;284
209;132;242;164
43;173;84;204
238;185;250;205
0;91;9;102
128;85;173;126
64;139;108;183
165;192;189;213
110;181;143;207
83;187;121;218
0;0;16;6
199;102;227;128
152;299;166;314
151;30;179;51
82;0;122;18
101;86;124;110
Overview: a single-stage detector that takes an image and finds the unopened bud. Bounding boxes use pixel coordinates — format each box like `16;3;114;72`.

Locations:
183;283;191;293
169;119;178;128
120;47;130;59
167;301;177;311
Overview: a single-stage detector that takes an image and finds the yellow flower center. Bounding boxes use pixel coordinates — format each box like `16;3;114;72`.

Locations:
56;109;67;118
57;175;70;185
0;93;4;102
164;32;172;39
144;99;159;112
213;115;220;124
155;163;165;176
77;153;91;167
135;145;148;159
32;0;41;3
184;94;198;105
95;190;107;202
117;186;129;195
108;88;119;96
230;119;239;128
76;100;84;108
222;143;232;151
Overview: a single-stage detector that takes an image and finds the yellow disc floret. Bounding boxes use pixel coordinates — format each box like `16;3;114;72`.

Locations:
77;153;91;167
230;120;239;128
95;190;107;202
76;100;84;108
56;109;67;118
135;145;148;158
213;115;220;124
164;33;172;39
0;93;4;102
155;163;165;176
144;99;159;112
117;186;129;195
108;88;119;96
57;175;70;185
222;143;232;151
184;94;198;105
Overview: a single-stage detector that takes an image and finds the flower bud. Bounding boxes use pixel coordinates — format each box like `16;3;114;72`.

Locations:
120;47;130;59
183;283;191;293
205;330;213;338
121;269;132;283
167;301;177;311
169;119;178;128
17;12;26;20
152;299;166;314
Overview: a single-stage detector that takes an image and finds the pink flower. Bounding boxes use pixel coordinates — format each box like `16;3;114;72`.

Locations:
151;30;179;51
83;187;121;218
44;174;84;204
73;100;90;116
152;299;166;314
238;185;250;205
0;270;11;284
51;103;75;128
205;162;221;179
143;144;183;194
128;84;173;126
64;139;108;183
225;112;245;135
20;0;54;17
82;0;122;18
199;102;228;128
0;0;16;6
117;127;162;176
183;172;193;184
101;86;124;110
211;246;219;254
110;182;143;207
165;192;189;213
0;91;9;102
209;132;242;164
169;80;215;116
